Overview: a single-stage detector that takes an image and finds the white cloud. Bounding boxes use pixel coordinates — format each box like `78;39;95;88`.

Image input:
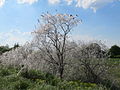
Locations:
70;34;95;42
75;0;119;12
0;0;119;12
17;0;38;4
70;34;120;48
0;29;32;47
0;0;5;7
48;0;60;4
65;0;73;5
47;0;119;12
0;30;119;48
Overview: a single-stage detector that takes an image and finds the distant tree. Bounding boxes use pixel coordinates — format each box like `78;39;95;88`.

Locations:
0;43;20;55
0;45;11;55
13;43;20;49
109;45;120;58
0;43;33;68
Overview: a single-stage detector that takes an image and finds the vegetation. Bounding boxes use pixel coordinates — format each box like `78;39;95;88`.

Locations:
0;66;108;90
109;45;120;58
0;43;20;55
0;13;120;90
0;45;11;55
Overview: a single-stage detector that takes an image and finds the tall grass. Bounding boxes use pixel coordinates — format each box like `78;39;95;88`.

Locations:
0;66;107;90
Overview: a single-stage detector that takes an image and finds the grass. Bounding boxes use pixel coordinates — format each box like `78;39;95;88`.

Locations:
107;58;120;88
0;66;107;90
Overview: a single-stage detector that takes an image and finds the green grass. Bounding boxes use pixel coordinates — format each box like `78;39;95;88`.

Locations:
107;58;120;88
0;66;107;90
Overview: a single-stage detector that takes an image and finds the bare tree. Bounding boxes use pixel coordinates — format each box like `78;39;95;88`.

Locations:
0;43;33;68
72;41;112;83
32;13;81;79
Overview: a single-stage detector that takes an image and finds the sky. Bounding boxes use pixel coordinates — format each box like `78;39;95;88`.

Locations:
0;0;120;47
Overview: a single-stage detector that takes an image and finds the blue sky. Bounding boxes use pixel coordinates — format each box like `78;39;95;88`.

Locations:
0;0;120;47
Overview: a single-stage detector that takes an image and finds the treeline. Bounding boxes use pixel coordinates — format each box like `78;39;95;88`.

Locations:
1;43;119;58
0;43;19;55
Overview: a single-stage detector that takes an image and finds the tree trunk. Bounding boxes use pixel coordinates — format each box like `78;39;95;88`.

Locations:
59;65;64;79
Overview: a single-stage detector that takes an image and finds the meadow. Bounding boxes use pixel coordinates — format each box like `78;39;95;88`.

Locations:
0;65;107;90
0;58;120;90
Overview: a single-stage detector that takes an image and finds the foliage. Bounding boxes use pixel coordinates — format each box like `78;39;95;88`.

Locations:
109;45;120;58
66;42;110;82
12;43;20;50
0;45;11;55
0;41;119;89
20;69;46;81
0;67;107;90
0;44;20;55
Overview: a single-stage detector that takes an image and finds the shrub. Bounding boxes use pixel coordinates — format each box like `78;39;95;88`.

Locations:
45;72;59;86
36;79;46;85
57;80;98;90
0;68;11;76
31;84;58;90
0;66;109;90
20;69;46;81
13;80;30;90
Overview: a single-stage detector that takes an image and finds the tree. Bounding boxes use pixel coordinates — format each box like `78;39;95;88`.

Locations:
0;43;33;68
0;44;20;55
0;45;11;55
13;43;20;50
32;13;81;79
109;45;120;58
72;42;111;84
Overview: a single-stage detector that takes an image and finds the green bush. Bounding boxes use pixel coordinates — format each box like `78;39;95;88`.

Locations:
20;70;60;86
0;66;109;90
45;72;60;86
0;68;11;76
36;79;46;85
31;84;58;90
20;70;46;81
57;80;98;90
13;80;30;90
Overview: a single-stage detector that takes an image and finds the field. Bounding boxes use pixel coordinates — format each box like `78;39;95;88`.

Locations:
0;58;120;90
109;58;120;84
0;66;107;90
